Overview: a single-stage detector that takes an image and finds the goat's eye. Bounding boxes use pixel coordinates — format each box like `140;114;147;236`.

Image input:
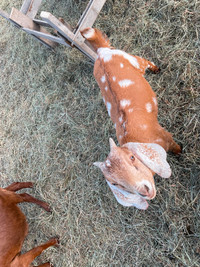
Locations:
130;155;135;161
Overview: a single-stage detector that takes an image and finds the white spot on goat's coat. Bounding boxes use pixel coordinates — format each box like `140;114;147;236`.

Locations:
119;115;123;123
118;79;134;88
112;76;116;81
152;97;157;106
128;108;133;113
146;102;152;113
105;86;108;91
120;63;124;68
106;102;112;116
82;28;95;39
101;75;106;83
120;99;131;108
97;48;140;69
106;159;111;167
140;124;148;130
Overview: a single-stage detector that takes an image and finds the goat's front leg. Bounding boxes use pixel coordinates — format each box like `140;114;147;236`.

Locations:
16;238;58;267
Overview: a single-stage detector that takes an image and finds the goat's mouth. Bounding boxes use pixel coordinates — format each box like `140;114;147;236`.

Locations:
138;192;148;198
137;190;156;200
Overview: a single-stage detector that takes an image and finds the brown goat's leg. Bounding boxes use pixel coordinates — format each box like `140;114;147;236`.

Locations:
17;193;51;212
5;182;33;192
17;238;58;266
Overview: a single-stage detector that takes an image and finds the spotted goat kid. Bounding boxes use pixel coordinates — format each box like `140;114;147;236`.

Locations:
81;28;181;210
0;182;58;267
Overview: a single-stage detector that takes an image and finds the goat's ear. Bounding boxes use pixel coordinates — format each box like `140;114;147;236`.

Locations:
123;143;171;178
109;138;117;151
93;161;105;171
106;181;149;210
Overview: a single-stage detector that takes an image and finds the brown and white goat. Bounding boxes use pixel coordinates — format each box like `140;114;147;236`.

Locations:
0;182;58;267
81;28;181;210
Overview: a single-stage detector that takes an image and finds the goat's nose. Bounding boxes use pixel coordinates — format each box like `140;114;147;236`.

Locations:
139;184;156;200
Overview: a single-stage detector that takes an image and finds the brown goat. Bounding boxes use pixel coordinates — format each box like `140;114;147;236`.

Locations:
0;182;58;267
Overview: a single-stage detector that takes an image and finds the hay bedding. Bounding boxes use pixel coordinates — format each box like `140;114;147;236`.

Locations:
0;0;199;266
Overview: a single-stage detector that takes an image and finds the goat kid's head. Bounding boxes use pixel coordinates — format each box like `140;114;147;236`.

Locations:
94;138;171;210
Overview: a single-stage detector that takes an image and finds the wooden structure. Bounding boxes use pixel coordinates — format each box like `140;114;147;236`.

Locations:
0;0;107;62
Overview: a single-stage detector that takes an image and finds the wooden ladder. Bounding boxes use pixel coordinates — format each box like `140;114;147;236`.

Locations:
0;0;107;62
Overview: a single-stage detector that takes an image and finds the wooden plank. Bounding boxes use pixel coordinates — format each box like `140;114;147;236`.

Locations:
9;8;57;48
27;0;43;19
72;0;107;45
40;11;74;42
0;8;9;20
33;18;51;27
20;0;32;14
76;0;93;29
23;28;72;47
40;11;97;61
20;0;42;19
0;8;21;28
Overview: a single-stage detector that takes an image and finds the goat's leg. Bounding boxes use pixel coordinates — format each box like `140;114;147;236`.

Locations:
16;193;51;212
17;238;58;267
145;60;160;73
5;182;33;192
132;55;160;74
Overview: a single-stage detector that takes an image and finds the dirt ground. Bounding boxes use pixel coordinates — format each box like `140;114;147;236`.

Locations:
0;0;199;266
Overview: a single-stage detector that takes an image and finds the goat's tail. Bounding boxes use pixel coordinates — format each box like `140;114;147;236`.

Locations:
81;28;111;51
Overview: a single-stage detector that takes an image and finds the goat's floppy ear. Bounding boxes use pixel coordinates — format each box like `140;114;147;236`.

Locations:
106;181;148;210
123;143;171;178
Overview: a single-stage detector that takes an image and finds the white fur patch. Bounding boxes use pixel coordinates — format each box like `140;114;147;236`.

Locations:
106;159;111;167
112;76;116;81
118;79;134;88
106;102;112;116
146;102;152;113
140;124;148;130
82;28;95;39
120;63;124;68
128;108;134;113
97;48;140;69
152;97;157;106
106;181;148;209
105;86;108;91
119;115;123;123
120;99;131;108
101;75;106;83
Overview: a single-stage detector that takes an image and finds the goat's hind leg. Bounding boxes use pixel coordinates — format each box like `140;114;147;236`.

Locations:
5;182;33;192
133;55;160;74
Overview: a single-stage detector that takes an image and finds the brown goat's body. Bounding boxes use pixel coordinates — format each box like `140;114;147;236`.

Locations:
0;182;58;267
0;191;27;266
